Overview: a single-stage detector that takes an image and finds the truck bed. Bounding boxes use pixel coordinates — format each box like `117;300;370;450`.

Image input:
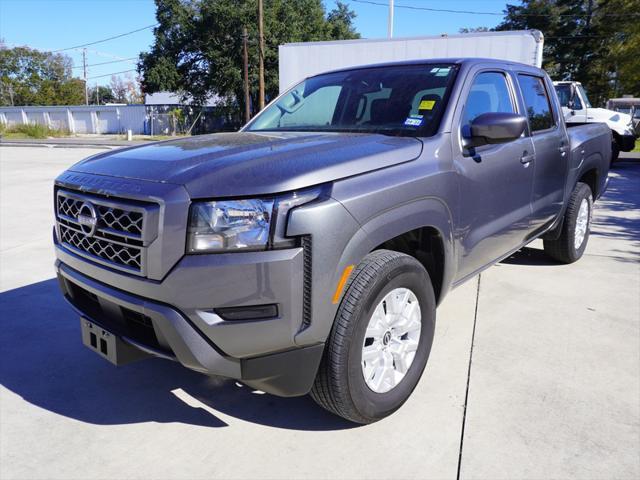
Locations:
566;122;612;200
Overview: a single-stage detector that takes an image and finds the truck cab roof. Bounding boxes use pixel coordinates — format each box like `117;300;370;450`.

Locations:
316;57;544;79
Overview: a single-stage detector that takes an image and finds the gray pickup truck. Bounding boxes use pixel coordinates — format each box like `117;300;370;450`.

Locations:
54;58;611;423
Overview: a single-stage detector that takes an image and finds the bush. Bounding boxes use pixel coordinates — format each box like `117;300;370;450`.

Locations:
1;123;69;139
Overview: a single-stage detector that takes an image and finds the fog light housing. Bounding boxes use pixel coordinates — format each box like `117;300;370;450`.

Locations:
215;304;279;321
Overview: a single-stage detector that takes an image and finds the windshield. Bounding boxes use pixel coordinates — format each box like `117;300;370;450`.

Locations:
577;84;592;108
245;63;458;137
555;84;572;107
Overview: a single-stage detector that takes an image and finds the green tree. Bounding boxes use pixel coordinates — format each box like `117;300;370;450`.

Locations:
138;0;360;120
605;0;640;97
88;85;116;105
495;0;640;104
0;44;85;106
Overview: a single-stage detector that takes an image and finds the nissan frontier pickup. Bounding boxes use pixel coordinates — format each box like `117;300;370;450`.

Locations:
54;58;611;423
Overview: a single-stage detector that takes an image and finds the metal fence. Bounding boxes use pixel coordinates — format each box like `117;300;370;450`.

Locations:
146;106;239;136
0;104;240;135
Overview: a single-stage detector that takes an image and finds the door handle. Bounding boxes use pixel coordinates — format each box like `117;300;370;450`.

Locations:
559;145;570;157
521;152;535;164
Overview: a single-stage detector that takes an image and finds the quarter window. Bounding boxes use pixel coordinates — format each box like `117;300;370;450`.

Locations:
462;72;515;126
518;74;555;132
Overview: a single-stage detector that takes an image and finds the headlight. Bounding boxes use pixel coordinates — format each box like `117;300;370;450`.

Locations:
186;187;324;253
187;199;274;253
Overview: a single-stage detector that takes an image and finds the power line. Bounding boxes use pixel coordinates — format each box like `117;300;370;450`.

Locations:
352;0;503;16
87;69;137;80
72;57;138;69
350;0;640;17
52;24;158;53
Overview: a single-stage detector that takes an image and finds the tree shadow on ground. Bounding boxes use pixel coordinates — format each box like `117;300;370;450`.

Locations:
591;158;640;244
0;279;355;431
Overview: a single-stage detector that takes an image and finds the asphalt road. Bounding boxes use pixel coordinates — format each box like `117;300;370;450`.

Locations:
1;146;638;479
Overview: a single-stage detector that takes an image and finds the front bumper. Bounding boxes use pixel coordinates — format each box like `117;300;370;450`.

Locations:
618;133;637;152
55;246;324;397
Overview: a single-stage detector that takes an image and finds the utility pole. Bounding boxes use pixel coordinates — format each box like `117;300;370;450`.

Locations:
388;0;394;39
258;0;265;110
82;48;88;105
4;82;15;106
95;81;99;105
243;27;251;123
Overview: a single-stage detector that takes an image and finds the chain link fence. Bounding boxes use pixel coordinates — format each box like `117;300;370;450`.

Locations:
145;105;241;136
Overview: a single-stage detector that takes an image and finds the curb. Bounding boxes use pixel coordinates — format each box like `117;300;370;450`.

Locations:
0;142;120;150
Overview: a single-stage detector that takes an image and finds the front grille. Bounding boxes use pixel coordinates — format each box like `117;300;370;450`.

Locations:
59;224;142;270
55;189;156;275
97;205;143;236
58;194;144;236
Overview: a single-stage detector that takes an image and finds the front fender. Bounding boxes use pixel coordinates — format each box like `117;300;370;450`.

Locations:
292;195;456;347
356;196;456;303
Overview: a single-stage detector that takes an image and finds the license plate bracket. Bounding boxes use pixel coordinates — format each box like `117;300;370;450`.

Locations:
80;318;149;366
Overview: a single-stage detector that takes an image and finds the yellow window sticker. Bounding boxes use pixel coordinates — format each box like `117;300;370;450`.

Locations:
419;100;436;110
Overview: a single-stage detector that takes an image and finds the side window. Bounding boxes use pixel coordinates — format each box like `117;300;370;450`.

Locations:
517;74;555;132
572;92;583;110
462;72;515;126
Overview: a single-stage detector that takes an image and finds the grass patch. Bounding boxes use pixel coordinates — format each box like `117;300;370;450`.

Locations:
0;123;70;139
633;138;640;152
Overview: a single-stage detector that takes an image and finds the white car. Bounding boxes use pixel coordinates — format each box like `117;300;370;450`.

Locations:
554;81;636;161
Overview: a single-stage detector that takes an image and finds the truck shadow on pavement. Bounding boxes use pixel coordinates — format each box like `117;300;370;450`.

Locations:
503;157;640;266
0;279;355;431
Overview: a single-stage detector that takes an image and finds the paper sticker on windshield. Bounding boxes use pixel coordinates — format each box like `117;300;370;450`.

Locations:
430;67;451;76
419;100;436;110
404;115;424;127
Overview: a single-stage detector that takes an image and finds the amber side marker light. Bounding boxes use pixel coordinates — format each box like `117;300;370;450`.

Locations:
332;265;355;304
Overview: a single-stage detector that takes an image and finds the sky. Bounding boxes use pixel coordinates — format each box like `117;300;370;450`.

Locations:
0;0;508;86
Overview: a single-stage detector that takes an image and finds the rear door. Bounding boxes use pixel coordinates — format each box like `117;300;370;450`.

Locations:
516;74;568;231
452;68;535;280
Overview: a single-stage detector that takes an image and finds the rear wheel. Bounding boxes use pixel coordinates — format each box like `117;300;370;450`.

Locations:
543;182;593;264
310;250;435;424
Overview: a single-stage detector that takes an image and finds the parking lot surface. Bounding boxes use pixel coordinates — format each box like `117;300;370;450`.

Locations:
1;146;638;479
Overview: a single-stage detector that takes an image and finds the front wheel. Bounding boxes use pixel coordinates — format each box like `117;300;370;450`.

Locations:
543;182;593;264
310;250;436;424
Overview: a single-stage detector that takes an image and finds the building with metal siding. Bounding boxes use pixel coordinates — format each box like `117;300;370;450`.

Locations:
0;105;147;134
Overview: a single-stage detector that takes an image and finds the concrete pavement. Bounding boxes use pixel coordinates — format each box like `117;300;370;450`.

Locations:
0;146;638;479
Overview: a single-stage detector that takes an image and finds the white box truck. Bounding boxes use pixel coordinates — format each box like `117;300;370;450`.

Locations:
278;30;544;92
554;81;636;161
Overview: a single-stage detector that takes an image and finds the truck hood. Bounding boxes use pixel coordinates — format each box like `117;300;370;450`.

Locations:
583;108;633;131
69;131;423;197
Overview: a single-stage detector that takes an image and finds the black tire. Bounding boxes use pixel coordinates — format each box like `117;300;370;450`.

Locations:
543;182;593;264
310;249;436;424
611;140;620;164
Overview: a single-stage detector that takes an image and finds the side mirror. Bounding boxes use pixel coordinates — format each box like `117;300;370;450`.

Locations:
464;112;527;148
